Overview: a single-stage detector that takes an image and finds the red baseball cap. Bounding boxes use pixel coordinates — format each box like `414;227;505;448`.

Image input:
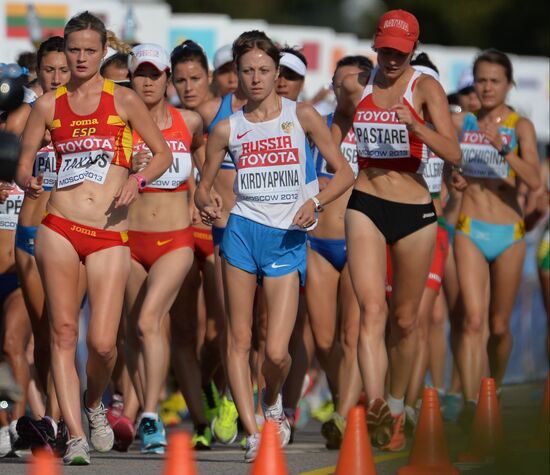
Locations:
373;10;419;53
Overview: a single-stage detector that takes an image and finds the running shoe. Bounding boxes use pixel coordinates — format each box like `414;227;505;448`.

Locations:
211;396;239;444
284;409;296;444
112;415;135;452
380;412;406;452
311;399;335;423
441;393;462;422
16;416;56;453
159;403;181;427
139;417;167;454
8;419;28;456
321;412;346;450
106;392;124;426
202;380;220;424
367;398;393;448
261;391;291;447
83;391;114;452
63;437;90;465
457;400;477;434
244;433;260;463
54;419;68;458
191;425;212;450
0;426;11;457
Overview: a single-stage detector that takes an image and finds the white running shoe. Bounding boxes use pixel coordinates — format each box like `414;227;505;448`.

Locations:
244;433;260;463
261;391;291;447
0;426;11;457
83;391;114;452
63;437;91;465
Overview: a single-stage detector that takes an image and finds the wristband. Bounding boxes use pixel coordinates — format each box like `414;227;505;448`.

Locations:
311;196;323;212
130;173;147;192
499;143;512;157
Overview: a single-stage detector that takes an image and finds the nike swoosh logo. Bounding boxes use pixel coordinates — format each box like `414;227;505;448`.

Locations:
271;262;290;269
156;239;173;247
236;130;253;140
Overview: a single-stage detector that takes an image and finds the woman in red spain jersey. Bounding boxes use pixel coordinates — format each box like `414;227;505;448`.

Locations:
124;43;205;454
332;10;460;450
15;12;171;465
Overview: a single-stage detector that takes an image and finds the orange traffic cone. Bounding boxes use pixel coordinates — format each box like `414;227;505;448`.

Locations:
335;405;377;475
458;377;504;463
250;420;288;475
398;388;458;474
163;431;197;475
28;448;61;475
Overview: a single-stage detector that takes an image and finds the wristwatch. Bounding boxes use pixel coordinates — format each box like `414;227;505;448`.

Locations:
130;173;147;192
311;196;323;212
498;143;512;157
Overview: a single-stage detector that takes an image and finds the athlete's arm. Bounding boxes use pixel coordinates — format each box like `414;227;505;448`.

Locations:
115;88;172;207
4;103;32;136
15;94;53;197
393;75;461;165
295;104;355;226
482;116;541;191
196;98;222;134
182;109;206;170
194;118;229;223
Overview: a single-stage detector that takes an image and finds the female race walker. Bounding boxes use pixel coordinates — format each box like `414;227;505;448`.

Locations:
15;11;171;465
331;9;460;450
124;43;204;453
195;30;354;462
453;49;540;428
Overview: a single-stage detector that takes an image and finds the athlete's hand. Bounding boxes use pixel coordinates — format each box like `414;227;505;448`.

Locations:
479;121;505;152
132;149;152;173
450;168;468;192
199;205;222;226
0;182;11;204
23;174;44;199
114;177;139;208
292;199;317;229
392;97;417;132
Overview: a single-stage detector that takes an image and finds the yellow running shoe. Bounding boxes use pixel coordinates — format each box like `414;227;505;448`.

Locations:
211;396;238;444
201;380;220;424
191;425;212;450
311;400;335;423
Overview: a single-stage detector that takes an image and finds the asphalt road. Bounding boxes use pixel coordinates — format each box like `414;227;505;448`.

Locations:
1;382;548;474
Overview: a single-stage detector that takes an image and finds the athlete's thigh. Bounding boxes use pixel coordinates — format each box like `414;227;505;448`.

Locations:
454;233;490;321
125;259;149;322
201;255;224;325
85;246;132;345
262;272;300;353
34;225;82;328
15;248;45;323
305;247;339;342
144;247;194;318
345;209;387;307
222;260;257;341
389;222;436;316
488;240;526;322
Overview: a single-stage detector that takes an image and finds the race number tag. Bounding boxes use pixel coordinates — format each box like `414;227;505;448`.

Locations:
460;131;512;179
237;136;301;204
354;110;410;160
423;151;444;193
55;136;115;189
0;186;24;230
33;144;57;190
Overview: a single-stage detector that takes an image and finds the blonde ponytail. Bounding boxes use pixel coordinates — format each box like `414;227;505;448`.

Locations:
106;30;132;55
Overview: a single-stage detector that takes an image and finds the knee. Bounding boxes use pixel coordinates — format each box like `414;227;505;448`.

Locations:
391;309;418;338
3;333;23;360
227;329;252;355
462;312;485;336
489;318;510;339
87;336;117;362
51;322;79;351
265;346;290;370
136;313;163;341
358;302;387;336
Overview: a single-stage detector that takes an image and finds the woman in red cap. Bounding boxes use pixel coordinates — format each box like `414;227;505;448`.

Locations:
332;9;461;450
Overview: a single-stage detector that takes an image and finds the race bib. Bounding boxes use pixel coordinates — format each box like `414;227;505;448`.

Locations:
423;152;444;193
236;136;301;204
33;145;57;190
354;110;410;160
0;186;23;230
460;131;512;179
55;136;115;189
